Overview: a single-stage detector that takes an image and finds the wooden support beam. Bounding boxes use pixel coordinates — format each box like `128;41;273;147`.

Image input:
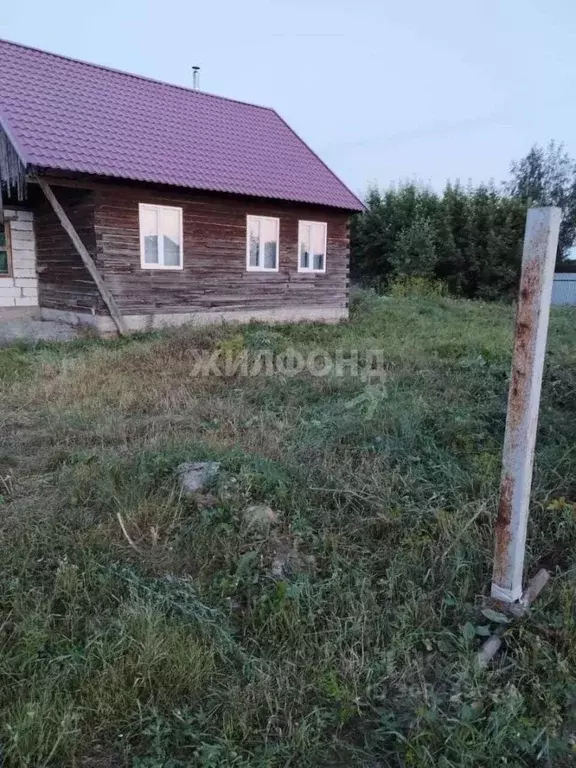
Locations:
478;569;552;667
34;176;127;336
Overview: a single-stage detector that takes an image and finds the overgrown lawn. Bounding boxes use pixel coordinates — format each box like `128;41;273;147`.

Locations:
1;293;575;767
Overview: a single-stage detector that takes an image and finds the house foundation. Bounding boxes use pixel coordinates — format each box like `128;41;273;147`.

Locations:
39;305;348;333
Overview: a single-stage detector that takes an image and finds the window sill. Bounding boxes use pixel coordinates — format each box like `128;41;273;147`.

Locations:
246;266;279;273
298;268;326;274
140;264;184;271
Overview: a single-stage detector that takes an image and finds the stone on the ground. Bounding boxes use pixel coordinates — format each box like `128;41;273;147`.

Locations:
176;461;220;494
270;542;316;579
195;492;219;509
243;504;279;529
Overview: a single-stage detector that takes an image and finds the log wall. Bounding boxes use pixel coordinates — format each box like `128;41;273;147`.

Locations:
34;188;104;313
93;185;350;315
33;179;351;316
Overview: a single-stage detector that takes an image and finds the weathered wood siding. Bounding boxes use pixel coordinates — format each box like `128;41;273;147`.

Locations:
93;186;350;315
34;188;104;313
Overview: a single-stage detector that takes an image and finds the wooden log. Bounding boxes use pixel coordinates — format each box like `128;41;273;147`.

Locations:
478;568;552;667
521;568;551;608
506;568;552;618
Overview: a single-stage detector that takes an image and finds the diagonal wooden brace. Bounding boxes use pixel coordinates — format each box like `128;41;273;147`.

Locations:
34;176;127;336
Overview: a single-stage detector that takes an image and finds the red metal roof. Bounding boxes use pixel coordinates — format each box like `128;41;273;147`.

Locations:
0;39;363;211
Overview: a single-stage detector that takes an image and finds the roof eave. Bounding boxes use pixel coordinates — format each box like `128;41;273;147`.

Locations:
31;166;365;212
0;118;29;199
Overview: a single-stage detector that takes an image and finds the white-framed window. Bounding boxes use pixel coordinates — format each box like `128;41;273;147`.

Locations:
298;221;327;273
246;215;280;272
139;203;183;270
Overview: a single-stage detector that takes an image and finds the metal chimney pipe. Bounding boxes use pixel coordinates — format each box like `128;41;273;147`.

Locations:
192;66;200;90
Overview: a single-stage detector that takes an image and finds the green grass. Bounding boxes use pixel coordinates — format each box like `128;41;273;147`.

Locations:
0;292;575;767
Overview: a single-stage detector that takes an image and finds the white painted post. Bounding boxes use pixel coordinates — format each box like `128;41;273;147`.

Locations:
491;207;561;603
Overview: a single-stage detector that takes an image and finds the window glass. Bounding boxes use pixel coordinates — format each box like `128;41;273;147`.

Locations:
142;207;159;264
248;218;260;267
262;218;278;269
299;223;311;269
299;222;326;272
139;205;183;268
312;224;325;271
162;208;181;266
247;216;278;270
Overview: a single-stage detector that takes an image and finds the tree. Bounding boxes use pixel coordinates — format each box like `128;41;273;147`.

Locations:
434;182;467;294
350;180;527;300
351;183;437;286
508;141;576;266
351;139;576;296
350;187;390;281
391;214;437;279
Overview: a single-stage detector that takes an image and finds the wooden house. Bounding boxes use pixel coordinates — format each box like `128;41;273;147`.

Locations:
0;39;363;335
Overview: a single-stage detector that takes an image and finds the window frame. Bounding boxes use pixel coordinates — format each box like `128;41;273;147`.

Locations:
245;215;280;273
297;220;327;274
0;220;12;277
139;203;184;271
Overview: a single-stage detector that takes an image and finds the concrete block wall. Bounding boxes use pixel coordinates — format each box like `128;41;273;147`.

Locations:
0;209;38;307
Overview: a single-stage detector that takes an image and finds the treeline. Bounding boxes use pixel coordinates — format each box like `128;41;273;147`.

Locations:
351;141;576;300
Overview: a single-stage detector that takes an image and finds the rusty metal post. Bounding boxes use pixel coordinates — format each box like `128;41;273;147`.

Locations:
491;207;561;603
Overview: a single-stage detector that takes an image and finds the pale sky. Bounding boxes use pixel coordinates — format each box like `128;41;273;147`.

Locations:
2;0;576;199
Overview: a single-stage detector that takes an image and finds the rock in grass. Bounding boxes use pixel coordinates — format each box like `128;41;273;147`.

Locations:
195;492;219;510
176;461;220;494
243;504;279;529
270;540;316;579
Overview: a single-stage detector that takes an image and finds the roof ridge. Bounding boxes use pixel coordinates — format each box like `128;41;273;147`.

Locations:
0;37;274;114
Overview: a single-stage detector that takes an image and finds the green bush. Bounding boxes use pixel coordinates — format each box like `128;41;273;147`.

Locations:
352;142;576;301
389;276;448;298
351;182;526;301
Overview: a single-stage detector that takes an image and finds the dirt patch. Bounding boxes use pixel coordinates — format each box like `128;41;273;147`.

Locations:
0;317;78;346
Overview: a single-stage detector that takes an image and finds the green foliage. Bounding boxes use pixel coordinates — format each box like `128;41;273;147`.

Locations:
391;213;437;279
352;140;576;297
508;140;576;266
389;276;447;298
352;181;526;301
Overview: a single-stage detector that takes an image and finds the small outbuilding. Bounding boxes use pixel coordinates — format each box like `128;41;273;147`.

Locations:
0;39;363;334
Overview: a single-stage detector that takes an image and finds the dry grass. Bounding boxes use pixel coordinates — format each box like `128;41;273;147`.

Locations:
0;293;575;766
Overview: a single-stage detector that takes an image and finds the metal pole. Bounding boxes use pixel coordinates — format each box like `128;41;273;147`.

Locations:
491;207;561;603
